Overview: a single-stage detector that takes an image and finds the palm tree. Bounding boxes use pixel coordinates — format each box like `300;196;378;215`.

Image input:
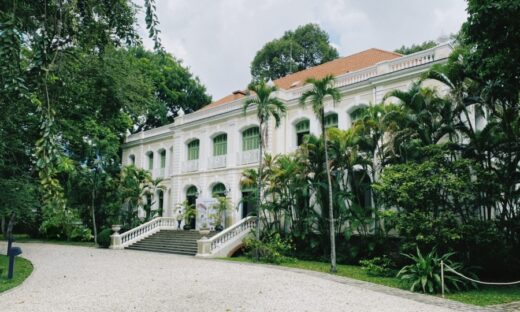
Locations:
299;74;342;272
243;80;287;255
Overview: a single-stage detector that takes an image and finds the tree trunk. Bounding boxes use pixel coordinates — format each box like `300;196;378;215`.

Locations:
322;114;337;273
92;188;98;245
255;122;264;261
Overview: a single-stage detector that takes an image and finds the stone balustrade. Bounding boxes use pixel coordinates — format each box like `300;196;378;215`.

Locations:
110;217;177;249
196;216;256;258
239;149;260;165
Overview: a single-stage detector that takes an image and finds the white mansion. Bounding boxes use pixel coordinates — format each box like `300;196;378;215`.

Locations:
121;43;453;230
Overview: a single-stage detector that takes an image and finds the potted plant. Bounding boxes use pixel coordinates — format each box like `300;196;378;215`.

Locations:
199;222;210;236
211;196;231;232
181;201;196;230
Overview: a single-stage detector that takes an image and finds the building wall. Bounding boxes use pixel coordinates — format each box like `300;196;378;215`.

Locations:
122;44;453;228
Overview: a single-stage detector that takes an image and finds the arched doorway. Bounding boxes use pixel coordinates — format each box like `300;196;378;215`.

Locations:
157;190;164;217
241;185;256;219
212;183;227;198
186;185;198;228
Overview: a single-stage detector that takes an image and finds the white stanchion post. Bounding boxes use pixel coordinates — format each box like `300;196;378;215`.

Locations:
441;260;445;298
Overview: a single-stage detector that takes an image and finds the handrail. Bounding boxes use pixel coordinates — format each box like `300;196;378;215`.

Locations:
110;217;177;249
197;216;256;257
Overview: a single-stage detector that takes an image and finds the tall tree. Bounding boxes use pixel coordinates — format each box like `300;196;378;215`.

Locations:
251;24;339;81
299;75;342;272
394;40;437;55
243;81;287;257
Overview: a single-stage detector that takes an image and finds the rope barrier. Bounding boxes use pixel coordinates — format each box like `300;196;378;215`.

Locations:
441;260;520;298
444;263;520;286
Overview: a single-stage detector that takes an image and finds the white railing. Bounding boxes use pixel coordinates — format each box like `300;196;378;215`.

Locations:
183;159;199;173
387;49;436;72
110;217;177;249
196;216;256;258
208;155;227;169
334;67;378;88
239;149;260;165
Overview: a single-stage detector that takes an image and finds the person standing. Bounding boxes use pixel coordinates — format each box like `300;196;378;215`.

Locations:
176;209;183;230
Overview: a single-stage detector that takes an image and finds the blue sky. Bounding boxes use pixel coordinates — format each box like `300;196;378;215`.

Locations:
138;0;467;100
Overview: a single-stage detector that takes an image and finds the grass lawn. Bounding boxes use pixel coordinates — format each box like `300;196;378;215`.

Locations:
1;234;95;248
0;255;33;293
223;257;520;307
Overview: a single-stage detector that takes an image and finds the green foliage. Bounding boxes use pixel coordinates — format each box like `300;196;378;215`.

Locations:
97;228;113;248
0;255;33;293
210;196;231;227
359;256;396;277
394;40;437;55
251;23;339;81
243;233;295;264
461;0;520;102
397;248;476;294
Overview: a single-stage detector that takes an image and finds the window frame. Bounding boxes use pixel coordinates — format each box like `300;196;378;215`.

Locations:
242;127;260;151
213;134;228;156
187;140;200;160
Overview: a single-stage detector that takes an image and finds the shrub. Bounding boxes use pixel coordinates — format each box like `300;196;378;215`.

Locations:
97;228;112;248
243;233;295;264
359;256;396;277
397;248;476;294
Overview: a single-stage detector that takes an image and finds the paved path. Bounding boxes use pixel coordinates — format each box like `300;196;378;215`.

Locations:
0;243;499;312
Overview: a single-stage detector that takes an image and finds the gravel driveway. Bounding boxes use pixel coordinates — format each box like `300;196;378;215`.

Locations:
0;243;493;312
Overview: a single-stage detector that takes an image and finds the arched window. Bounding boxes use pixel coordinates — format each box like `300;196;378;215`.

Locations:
146;152;154;170
213;134;227;156
242;127;259;151
187;140;200;160
159;149;166;169
212;183;227;198
324;113;338;129
186;186;198;205
157;190;164;215
349;107;366;127
295;119;310;146
128;154;135;166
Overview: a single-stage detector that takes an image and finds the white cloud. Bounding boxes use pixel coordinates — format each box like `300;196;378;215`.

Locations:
137;0;467;100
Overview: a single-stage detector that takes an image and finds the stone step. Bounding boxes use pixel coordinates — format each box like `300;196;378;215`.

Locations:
124;229;214;256
131;242;197;249
127;246;197;255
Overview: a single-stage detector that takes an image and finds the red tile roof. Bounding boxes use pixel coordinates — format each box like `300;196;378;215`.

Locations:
200;48;402;111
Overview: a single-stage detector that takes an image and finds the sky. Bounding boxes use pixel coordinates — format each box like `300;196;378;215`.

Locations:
137;0;467;101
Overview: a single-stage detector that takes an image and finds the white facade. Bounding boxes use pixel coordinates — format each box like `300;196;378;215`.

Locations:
122;44;453;229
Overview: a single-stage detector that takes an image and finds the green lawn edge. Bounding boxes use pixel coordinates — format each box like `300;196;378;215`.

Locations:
2;234;95;248
221;257;520;306
0;255;34;293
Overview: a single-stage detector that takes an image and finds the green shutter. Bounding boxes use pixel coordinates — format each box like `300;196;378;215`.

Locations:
187;140;199;160
148;153;154;170
212;183;227;197
242;127;260;151
324;113;338;129
213;134;227;156
160;151;166;168
296;120;310;133
187;186;198;196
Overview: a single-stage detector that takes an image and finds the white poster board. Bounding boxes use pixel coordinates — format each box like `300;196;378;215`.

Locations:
195;197;217;230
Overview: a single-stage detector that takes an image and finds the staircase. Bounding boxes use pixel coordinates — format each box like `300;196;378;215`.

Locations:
126;230;214;256
110;217;256;258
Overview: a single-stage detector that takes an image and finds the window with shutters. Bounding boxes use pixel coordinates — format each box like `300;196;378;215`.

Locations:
187;140;199;160
213;134;227;156
242;127;260;151
324;113;338;129
295;119;310;146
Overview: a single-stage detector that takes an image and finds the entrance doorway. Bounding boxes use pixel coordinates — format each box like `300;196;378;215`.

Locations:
241;190;256;219
186;185;198;229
